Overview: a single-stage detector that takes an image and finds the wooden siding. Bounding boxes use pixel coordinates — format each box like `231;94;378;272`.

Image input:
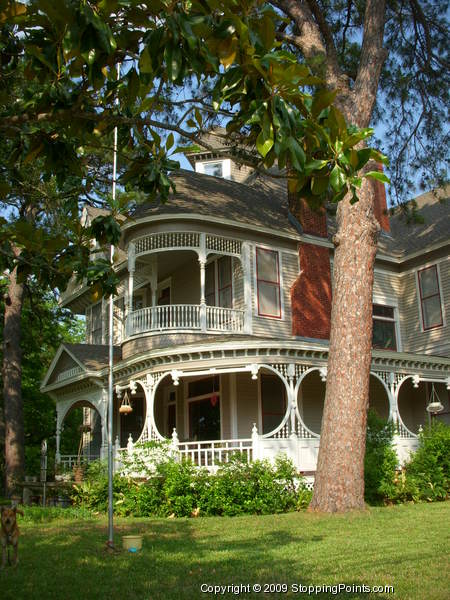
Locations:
252;249;299;339
399;258;450;356
232;258;244;310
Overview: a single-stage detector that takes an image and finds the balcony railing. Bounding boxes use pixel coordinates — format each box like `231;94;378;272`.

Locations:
126;304;245;337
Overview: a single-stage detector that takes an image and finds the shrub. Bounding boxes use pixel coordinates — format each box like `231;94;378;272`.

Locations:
71;452;311;517
378;422;450;504
364;410;398;505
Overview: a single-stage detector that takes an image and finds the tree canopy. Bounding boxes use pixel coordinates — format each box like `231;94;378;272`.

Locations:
0;0;390;294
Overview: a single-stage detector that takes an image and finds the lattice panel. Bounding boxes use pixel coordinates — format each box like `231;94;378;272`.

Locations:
373;370;391;386
206;235;242;256
134;232;200;255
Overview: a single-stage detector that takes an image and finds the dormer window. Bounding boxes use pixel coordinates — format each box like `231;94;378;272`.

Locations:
195;158;231;179
203;161;223;177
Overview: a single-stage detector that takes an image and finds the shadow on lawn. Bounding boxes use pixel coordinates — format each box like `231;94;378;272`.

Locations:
1;518;393;600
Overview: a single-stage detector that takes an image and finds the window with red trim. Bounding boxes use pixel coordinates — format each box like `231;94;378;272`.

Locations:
256;247;281;318
418;266;443;330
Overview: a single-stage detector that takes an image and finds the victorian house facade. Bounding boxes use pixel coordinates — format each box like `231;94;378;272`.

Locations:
41;142;450;476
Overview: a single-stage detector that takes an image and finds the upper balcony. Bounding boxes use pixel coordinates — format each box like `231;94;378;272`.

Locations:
114;230;254;347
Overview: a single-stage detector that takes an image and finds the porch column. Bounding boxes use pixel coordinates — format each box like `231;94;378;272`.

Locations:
199;233;207;331
389;372;399;425
242;242;253;334
55;403;64;465
142;374;161;440
150;255;157;307
55;425;61;465
127;242;136;336
287;364;297;437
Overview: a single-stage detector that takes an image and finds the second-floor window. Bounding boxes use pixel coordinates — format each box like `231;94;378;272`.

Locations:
417;265;443;330
372;304;397;351
205;256;232;308
88;301;103;344
256;247;281;318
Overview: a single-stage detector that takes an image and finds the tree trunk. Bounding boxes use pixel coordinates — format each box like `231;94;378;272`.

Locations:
310;177;379;512
2;264;25;496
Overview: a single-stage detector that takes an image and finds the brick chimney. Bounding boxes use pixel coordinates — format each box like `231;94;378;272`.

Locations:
289;196;332;340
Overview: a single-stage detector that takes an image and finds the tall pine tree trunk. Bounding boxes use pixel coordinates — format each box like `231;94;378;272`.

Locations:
2;262;25;496
310;178;379;511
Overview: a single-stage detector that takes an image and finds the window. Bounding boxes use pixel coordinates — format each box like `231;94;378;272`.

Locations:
372;304;397;351
261;375;286;434
417;265;443;330
195;159;231;179
90;302;103;344
187;376;220;441
205;257;232;308
203;161;223;177
256;247;281;318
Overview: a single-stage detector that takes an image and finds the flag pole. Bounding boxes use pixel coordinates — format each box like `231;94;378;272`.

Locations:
107;61;120;550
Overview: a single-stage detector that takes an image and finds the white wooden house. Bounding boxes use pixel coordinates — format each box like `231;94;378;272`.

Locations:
41;143;450;475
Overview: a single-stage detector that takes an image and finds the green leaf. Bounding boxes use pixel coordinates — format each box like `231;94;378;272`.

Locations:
166;133;174;151
365;171;390;184
342;128;374;149
311;89;337;118
139;47;152;74
330;164;346;192
311;176;328;196
256;128;274;158
304;159;328;175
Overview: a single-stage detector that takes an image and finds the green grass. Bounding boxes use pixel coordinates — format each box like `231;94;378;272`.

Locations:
1;503;449;599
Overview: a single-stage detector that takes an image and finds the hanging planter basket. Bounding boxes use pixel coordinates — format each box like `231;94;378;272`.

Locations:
119;391;133;415
426;383;444;414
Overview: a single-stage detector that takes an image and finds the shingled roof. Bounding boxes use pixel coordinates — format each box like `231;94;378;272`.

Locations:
384;187;449;256
65;343;122;370
132;169;297;235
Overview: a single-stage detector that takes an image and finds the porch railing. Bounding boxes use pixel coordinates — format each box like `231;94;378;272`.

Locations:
177;439;253;468
127;304;200;335
126;304;245;336
206;306;245;332
59;454;100;470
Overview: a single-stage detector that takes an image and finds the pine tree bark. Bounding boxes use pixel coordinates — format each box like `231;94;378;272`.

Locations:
309;179;379;511
2;262;25;496
273;0;387;511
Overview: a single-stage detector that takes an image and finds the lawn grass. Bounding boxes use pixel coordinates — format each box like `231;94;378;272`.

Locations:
1;502;449;599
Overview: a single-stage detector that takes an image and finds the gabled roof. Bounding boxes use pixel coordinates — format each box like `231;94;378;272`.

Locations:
131;169;297;236
41;343;122;391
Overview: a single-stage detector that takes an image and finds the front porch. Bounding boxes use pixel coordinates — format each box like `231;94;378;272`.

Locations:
109;360;450;474
46;342;450;476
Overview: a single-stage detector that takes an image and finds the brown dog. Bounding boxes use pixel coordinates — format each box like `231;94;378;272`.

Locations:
1;506;24;568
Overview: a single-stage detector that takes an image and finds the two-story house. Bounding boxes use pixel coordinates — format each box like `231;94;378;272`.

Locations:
41;141;450;475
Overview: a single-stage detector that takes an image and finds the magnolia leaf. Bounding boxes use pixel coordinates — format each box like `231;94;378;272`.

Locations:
365;171;390;184
330;164;346;192
311;89;337;118
256;130;274;158
139;47;152;74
